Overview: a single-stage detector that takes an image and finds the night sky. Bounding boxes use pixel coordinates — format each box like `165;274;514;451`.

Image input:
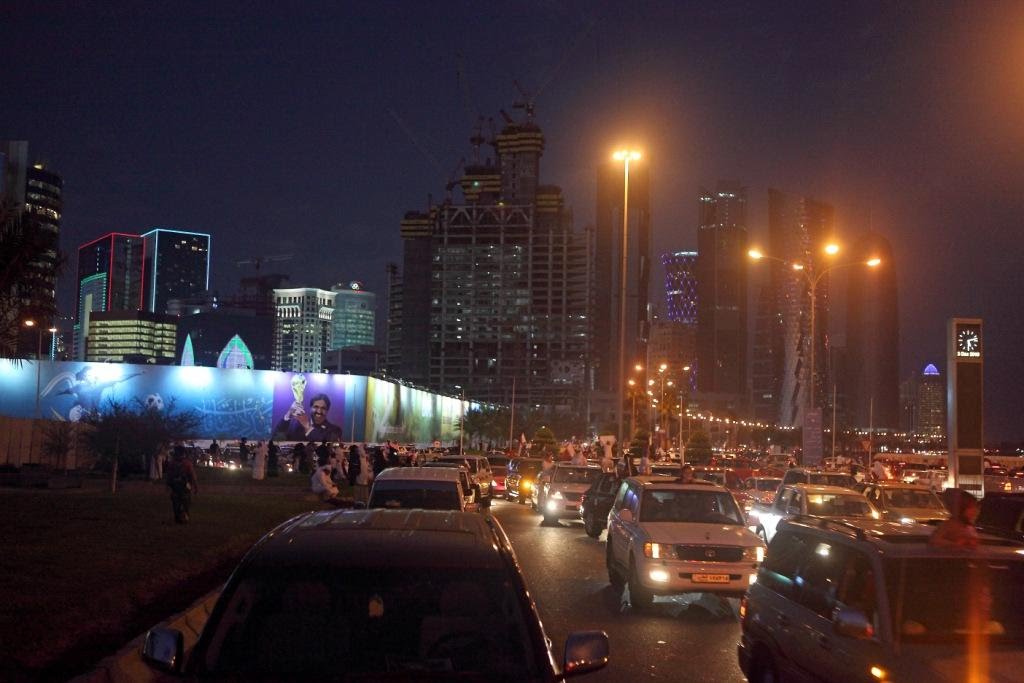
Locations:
4;2;1024;439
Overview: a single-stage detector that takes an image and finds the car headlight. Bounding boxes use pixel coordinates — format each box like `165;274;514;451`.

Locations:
522;480;532;491
551;490;563;500
743;546;766;563
643;542;676;559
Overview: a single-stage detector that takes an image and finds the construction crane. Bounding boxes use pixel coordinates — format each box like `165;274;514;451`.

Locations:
235;254;294;272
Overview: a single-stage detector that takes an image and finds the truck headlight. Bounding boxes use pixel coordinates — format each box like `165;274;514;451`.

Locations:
643;542;676;559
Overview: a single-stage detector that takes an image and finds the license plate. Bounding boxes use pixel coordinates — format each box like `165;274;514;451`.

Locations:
692;574;730;584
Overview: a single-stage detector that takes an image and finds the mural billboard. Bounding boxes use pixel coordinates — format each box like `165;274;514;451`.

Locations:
364;377;475;444
0;361;444;444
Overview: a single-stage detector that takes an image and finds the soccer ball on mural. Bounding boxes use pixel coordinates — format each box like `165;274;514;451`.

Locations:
144;393;165;411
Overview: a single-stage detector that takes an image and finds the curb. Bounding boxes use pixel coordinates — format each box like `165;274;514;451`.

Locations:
70;588;221;682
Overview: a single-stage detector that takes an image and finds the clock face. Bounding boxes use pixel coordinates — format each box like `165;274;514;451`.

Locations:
956;326;981;358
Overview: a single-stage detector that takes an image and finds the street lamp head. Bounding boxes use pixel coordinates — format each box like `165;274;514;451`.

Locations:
23;320;36;327
612;149;642;161
628;379;636;386
866;257;882;267
683;365;691;372
634;363;643;372
748;249;764;260
791;263;805;271
648;379;655;386
48;327;57;333
824;243;840;256
658;362;668;372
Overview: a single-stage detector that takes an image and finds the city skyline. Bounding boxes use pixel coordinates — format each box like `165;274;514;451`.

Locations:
3;3;1023;438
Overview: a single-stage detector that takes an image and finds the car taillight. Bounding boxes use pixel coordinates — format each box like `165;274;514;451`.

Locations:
739;595;748;625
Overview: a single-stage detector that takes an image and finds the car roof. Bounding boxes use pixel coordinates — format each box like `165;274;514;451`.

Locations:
553;463;600;469
628;476;724;490
440;454;488;461
247;509;505;570
374;466;461;482
865;482;936;491
785;484;861;494
779;517;1024;558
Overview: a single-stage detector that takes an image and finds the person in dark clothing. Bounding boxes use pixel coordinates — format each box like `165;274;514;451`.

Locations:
386;440;400;468
316;441;331;467
347;443;361;486
294;442;310;474
238;438;250;465
372;447;387;477
165;444;198;524
267;439;280;477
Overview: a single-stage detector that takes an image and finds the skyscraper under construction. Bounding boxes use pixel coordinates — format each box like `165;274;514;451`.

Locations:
387;109;590;410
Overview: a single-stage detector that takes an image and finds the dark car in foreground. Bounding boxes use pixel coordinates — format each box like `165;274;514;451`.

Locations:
977;492;1024;542
143;509;608;680
739;517;1024;683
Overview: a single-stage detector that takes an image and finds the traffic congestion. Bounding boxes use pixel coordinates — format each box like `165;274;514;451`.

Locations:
139;440;1024;681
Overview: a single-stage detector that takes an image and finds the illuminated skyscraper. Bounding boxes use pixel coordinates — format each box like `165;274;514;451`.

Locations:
272;288;335;372
390;112;590;410
1;141;63;356
330;281;376;350
663;251;698;324
752;190;834;427
84;310;177;364
74;232;145;359
916;363;946;439
141;228;211;314
696;183;748;411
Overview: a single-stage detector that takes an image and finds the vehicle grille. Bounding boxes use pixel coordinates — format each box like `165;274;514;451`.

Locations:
675;545;744;562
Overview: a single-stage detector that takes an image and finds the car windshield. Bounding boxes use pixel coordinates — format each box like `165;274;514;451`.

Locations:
754;479;782;491
552;467;600;484
808;473;855;488
369;486;462;511
199;568;540;678
639;490;744;525
886;559;1024;643
883;489;944;509
805;493;874;517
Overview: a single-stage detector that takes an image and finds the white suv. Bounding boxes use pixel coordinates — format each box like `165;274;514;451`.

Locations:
605;476;765;609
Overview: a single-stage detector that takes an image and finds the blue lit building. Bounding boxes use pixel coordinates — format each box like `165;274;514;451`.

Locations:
662;251;698;324
141;228;211;315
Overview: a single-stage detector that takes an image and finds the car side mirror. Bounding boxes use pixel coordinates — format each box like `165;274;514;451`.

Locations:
619;509;634;523
353;501;367;510
563;630;609;677
141;627;184;673
834;607;874;640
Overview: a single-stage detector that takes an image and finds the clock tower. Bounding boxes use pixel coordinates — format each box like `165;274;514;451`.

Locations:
947;317;984;497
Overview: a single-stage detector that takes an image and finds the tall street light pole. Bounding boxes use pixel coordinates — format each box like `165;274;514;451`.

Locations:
749;246;881;459
613;150;641;456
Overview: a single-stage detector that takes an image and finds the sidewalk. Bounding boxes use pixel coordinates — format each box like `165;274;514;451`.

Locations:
71;588;220;682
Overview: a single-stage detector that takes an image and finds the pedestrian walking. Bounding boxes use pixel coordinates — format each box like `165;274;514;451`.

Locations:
252;440;267;480
267;439;280;477
165;444;198;524
355;445;373;502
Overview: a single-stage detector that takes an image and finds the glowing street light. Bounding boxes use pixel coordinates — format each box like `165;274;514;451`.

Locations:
748;246;883;461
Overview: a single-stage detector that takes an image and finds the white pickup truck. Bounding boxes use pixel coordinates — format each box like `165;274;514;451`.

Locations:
747;483;879;543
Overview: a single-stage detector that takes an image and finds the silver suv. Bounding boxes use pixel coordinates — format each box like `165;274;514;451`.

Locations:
739;517;1024;682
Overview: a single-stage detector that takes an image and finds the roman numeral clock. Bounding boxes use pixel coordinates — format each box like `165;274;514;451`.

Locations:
948;318;984;497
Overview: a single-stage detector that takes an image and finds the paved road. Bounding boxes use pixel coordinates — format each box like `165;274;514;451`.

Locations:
490;499;747;682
